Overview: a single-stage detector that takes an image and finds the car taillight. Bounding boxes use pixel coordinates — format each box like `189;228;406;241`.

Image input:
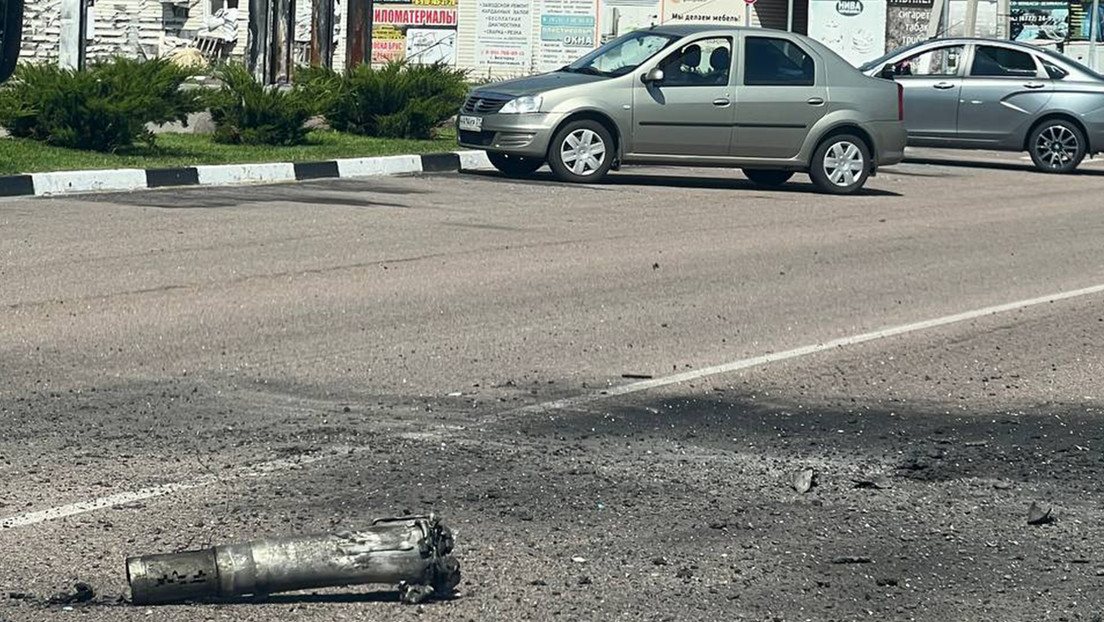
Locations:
897;83;904;121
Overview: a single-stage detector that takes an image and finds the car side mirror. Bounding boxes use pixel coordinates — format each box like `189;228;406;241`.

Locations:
642;68;664;84
879;64;897;80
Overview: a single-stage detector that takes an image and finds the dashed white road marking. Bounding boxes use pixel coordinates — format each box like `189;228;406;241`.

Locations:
3;283;1104;530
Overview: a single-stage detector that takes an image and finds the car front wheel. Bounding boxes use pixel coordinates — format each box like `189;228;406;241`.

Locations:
548;120;614;183
1029;120;1086;174
487;152;544;177
809;134;871;195
743;169;794;187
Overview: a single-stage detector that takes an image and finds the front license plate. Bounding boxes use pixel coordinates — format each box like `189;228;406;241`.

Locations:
458;115;482;132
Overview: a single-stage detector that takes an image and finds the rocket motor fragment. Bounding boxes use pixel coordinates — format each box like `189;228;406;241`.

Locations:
126;515;459;605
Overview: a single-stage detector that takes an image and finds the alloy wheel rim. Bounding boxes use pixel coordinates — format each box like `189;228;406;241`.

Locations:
1035;125;1078;169
561;129;606;176
823;141;864;187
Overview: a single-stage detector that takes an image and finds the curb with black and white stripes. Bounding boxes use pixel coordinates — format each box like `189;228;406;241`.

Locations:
0;151;493;198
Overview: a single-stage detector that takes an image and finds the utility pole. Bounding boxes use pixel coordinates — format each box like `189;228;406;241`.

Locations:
247;0;271;81
346;0;373;68
58;0;86;69
1090;0;1101;71
310;0;335;68
926;0;945;38
963;0;978;37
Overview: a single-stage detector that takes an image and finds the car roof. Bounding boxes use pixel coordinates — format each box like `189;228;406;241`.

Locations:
905;37;1045;51
649;24;794;37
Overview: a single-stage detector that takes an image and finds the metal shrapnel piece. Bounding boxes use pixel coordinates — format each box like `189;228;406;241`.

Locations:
126;515;459;605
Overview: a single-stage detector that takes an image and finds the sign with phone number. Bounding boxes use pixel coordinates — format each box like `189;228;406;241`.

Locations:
540;14;596;45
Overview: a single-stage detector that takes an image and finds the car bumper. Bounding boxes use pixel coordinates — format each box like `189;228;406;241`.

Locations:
870;120;907;167
456;112;562;159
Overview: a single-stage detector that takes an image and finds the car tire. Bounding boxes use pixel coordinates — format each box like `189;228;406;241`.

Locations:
1028;119;1086;174
809;134;871;195
743;169;794;187
487;152;544;177
548;120;614;183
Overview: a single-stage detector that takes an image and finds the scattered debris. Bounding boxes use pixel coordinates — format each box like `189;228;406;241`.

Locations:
399;583;436;605
876;577;899;587
708;521;728;530
47;582;95;605
993;481;1012;490
571;556;587;564
651;557;669;566
831;556;873;565
577;576;592;586
529;579;548;586
852;476;891;490
1027;502;1054;526
676;567;694;579
963;440;988;447
792;468;815;494
127;515;459;605
621;373;653;380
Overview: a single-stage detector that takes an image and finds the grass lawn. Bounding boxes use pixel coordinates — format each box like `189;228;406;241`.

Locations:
0;129;458;175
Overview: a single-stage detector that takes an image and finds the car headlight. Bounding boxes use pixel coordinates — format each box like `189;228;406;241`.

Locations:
499;95;543;114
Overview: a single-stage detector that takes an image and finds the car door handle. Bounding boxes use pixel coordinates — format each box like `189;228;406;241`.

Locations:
1024;82;1046;89
933;81;956;90
807;97;825;105
712;98;731;107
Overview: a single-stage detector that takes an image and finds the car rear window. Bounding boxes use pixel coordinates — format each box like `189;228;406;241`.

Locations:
744;37;815;87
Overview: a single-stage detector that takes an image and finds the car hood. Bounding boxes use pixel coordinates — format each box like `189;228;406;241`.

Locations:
472;71;607;98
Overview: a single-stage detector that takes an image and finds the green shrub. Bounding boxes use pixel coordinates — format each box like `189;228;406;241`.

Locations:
293;64;348;116
312;61;468;139
206;64;312;146
0;57;201;152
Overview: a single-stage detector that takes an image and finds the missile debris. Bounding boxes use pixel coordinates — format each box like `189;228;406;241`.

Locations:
126;515;459;605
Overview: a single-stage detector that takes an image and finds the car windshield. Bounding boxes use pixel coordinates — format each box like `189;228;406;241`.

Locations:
562;30;678;78
858;40;930;72
1039;48;1104;80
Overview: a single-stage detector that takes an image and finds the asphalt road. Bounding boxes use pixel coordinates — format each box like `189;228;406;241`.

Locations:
2;150;1103;621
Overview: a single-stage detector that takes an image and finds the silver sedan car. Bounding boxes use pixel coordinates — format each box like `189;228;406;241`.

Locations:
458;25;906;194
860;38;1104;173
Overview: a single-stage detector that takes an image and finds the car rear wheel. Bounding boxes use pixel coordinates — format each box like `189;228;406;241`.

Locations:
809;134;870;195
548;120;614;183
1028;120;1085;174
487;152;544;177
743;169;794;187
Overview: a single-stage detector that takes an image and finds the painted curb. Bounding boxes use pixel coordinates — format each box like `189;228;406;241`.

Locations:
0;150;494;198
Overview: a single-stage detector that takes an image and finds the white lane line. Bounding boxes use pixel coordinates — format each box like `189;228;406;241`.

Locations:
3;283;1104;530
514;283;1104;415
0;450;342;529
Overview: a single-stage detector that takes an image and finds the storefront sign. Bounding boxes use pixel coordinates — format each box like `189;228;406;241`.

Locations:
1010;0;1069;41
808;0;887;65
538;0;597;71
372;2;457;65
885;5;930;50
663;0;747;25
476;0;534;69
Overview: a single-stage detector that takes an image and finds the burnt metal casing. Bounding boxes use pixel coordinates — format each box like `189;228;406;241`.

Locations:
126;515;459;605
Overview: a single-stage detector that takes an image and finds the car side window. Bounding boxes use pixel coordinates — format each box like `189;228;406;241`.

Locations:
655;37;732;87
891;45;964;77
744;37;815;86
1042;60;1068;79
970;46;1040;77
